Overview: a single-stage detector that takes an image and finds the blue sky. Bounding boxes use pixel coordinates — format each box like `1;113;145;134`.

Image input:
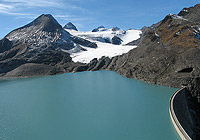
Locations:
0;0;199;38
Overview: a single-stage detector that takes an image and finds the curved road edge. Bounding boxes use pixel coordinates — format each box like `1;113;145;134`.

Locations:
169;87;192;140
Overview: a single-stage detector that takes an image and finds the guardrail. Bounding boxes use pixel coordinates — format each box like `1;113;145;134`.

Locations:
169;87;192;140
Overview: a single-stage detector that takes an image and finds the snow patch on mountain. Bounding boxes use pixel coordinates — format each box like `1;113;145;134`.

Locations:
169;14;188;21
71;42;136;63
121;29;142;44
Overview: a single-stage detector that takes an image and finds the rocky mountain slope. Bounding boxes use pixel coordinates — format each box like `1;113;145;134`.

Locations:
0;14;100;78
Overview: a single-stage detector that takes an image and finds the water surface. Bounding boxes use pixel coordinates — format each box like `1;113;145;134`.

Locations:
0;71;180;140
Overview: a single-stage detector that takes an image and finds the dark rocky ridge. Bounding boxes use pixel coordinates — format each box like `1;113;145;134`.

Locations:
0;38;13;53
91;26;106;32
178;4;200;23
111;36;122;45
72;36;97;48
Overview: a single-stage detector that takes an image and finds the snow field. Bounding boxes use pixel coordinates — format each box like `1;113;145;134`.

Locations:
66;28;141;63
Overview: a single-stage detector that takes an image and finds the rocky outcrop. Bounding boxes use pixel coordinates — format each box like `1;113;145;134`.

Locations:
91;26;106;32
73;56;111;72
72;36;97;48
112;26;121;31
0;38;13;53
178;4;200;23
111;36;122;45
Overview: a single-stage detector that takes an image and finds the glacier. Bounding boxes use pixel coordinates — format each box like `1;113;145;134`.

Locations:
65;27;141;63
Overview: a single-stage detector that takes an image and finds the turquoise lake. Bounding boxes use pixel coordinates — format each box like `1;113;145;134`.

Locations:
0;71;180;140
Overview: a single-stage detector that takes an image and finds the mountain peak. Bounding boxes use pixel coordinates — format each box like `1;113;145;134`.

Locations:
5;14;64;41
27;14;62;32
12;14;62;33
63;22;78;31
